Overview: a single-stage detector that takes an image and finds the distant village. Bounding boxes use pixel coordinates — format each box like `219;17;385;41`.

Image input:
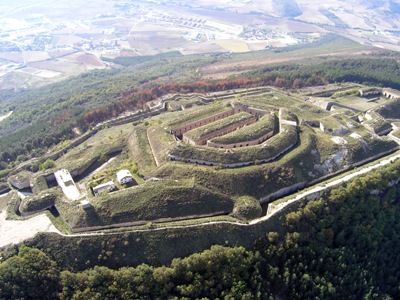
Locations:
0;0;311;79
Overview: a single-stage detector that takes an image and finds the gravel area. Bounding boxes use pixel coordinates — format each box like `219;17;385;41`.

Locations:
0;210;59;248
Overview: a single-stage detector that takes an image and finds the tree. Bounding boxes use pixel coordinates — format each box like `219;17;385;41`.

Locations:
39;159;55;171
0;246;60;299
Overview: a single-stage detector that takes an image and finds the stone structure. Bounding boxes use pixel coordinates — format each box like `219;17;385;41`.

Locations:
383;88;400;99
359;88;382;97
171;102;274;148
207;129;275;149
183;113;257;146
117;170;134;184
54;169;80;201
170;109;235;137
93;181;115;195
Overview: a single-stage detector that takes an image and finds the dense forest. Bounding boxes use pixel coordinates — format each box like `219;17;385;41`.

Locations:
1;159;399;299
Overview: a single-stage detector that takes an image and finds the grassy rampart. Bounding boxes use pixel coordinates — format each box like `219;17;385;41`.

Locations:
127;125;157;174
57;180;233;229
170;124;298;164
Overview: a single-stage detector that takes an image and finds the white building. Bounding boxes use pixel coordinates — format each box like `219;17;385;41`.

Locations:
54;169;80;200
93;181;115;195
116;170;133;184
81;200;91;209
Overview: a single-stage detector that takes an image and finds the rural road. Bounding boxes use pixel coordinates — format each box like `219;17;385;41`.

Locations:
1;151;400;245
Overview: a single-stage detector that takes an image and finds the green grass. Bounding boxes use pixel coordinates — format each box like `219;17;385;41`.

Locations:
211;113;276;144
147;126;176;165
127;125;157;174
58;180;234;229
374;98;400;119
320;115;347;131
363;117;392;134
184;112;254;141
31;175;48;194
165;102;231;129
55;123;133;171
232;196;262;220
332;95;386;111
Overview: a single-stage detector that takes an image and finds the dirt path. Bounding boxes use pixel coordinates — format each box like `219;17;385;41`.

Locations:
0;210;60;248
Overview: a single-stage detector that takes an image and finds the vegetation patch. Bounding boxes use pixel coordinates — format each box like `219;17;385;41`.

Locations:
232;196;262;220
147;125;176;165
127;125;157;174
60;180;233;229
374;98;400;119
19;189;58;214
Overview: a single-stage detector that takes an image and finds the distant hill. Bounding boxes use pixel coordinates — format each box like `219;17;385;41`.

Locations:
272;0;302;18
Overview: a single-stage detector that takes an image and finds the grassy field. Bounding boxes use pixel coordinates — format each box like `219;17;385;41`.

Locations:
127;125;157;175
332;95;388;111
147;126;176;165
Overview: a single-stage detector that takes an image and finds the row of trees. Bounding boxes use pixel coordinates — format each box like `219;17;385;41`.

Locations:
0;245;267;299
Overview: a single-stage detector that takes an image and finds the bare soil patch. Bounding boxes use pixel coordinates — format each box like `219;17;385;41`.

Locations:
0;210;59;248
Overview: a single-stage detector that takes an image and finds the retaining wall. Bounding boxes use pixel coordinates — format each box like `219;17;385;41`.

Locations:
183;115;257;146
207;130;275;149
167;130;298;168
171;109;235;136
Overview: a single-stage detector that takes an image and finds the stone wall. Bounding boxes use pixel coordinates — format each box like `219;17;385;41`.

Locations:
170;109;235;136
383;89;400;99
183;115;257;146
167;132;298;168
207;130;275;149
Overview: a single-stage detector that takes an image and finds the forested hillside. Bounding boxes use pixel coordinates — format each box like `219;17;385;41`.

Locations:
1;157;399;299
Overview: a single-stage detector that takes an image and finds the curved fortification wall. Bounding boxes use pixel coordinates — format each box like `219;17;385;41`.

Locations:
207;130;275;149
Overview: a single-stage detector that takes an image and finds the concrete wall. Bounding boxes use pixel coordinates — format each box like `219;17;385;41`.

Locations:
168;129;298;168
261;181;308;205
170;109;235;136
207;130;274;149
383;89;400;99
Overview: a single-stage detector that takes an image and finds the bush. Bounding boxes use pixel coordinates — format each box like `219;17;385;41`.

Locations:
232;196;262;220
39;159;55;171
